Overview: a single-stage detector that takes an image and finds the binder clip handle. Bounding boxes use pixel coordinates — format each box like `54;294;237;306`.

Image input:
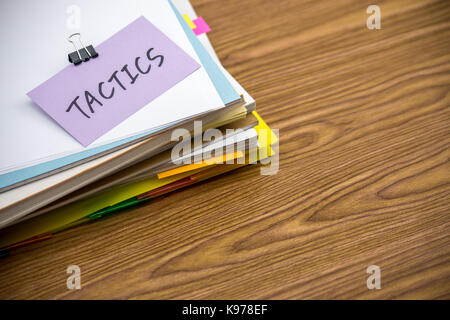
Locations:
68;33;99;66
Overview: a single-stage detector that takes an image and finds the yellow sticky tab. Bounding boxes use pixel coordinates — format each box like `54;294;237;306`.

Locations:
253;111;277;157
182;14;197;29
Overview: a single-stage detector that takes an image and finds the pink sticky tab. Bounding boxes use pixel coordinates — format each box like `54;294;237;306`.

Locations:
193;17;211;36
27;16;201;147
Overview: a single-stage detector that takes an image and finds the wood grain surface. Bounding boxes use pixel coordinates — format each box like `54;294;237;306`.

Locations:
0;0;449;299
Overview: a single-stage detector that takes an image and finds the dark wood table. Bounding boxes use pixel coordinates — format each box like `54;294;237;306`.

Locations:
0;0;449;299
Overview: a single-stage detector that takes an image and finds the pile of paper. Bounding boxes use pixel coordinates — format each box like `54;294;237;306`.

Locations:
0;0;277;254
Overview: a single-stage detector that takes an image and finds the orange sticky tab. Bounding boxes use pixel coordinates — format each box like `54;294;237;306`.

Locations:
157;151;243;179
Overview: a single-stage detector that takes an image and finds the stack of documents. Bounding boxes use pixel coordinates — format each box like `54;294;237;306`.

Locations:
0;0;277;254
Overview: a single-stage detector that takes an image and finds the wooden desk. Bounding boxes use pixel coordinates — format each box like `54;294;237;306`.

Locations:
0;0;449;299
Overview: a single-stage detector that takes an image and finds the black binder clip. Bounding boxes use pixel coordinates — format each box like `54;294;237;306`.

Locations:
68;33;99;66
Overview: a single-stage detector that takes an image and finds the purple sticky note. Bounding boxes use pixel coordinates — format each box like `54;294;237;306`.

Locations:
28;16;200;146
193;17;211;36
